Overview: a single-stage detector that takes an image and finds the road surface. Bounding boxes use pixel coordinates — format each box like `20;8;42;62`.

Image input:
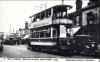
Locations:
0;45;95;58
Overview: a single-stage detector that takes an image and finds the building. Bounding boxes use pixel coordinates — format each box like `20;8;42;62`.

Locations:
68;0;100;43
25;21;30;35
18;21;30;38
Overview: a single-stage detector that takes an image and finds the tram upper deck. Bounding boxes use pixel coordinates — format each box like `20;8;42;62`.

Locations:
29;5;73;29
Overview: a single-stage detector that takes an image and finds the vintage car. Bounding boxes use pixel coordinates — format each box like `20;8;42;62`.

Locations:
75;35;99;57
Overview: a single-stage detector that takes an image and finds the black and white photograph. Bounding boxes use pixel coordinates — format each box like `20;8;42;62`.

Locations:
0;0;100;61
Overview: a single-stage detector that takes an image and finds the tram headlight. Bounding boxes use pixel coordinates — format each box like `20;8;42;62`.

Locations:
92;44;95;47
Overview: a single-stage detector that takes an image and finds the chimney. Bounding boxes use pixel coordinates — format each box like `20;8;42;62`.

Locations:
25;21;28;29
76;0;82;10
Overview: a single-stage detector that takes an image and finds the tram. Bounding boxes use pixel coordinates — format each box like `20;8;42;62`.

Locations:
28;5;75;55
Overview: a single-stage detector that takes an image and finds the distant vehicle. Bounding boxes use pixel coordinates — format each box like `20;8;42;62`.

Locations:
4;37;20;45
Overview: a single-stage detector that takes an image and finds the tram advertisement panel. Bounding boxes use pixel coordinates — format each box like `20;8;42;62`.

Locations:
29;18;52;29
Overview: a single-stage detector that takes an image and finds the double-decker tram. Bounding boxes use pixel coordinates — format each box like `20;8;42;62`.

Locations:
28;5;75;55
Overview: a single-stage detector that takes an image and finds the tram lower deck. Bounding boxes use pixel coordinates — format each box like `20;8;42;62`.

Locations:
28;24;75;55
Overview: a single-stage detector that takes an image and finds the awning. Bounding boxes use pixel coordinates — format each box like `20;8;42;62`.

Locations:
22;34;30;39
67;27;81;35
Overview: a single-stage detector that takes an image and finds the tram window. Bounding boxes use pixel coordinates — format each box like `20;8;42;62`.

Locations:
53;9;67;19
57;13;60;18
46;10;51;18
40;31;45;38
35;32;39;38
46;11;48;18
46;30;51;37
49;10;51;16
32;32;35;38
36;19;40;21
53;29;57;37
41;12;45;19
62;12;67;18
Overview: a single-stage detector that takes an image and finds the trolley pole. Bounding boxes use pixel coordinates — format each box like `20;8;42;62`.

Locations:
62;0;64;5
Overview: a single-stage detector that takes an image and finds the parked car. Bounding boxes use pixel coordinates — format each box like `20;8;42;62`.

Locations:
4;37;20;45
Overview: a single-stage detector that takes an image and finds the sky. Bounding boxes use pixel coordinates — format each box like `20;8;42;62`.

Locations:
0;0;89;34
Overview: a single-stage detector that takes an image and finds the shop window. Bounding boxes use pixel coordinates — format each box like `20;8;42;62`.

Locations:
87;12;97;25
